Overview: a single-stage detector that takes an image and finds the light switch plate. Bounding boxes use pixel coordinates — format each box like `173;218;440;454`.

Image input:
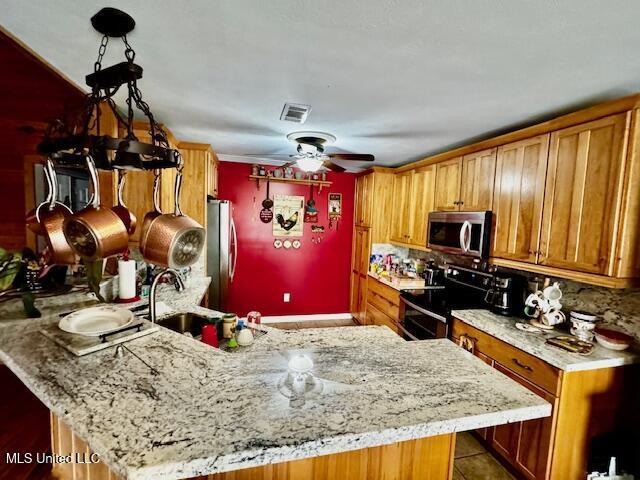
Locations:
283;293;290;302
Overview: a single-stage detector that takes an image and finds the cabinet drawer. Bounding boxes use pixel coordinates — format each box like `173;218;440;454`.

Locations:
367;278;400;320
452;319;561;396
366;302;399;334
367;277;400;305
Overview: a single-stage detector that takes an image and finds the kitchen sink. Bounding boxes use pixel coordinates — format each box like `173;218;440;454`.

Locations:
156;312;214;337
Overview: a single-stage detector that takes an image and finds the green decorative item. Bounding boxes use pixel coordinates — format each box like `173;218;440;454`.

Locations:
0;249;22;291
21;292;41;318
85;259;105;302
227;337;238;348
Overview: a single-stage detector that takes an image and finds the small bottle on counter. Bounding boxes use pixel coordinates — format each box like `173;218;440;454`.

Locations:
222;313;237;339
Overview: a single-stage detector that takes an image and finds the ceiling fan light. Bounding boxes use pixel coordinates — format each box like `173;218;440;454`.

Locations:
296;157;324;172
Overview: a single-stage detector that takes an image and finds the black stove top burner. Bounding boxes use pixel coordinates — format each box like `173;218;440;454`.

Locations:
400;264;494;317
400;283;487;318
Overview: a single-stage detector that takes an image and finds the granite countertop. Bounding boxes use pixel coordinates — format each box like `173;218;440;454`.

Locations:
452;309;640;372
0;311;550;479
0;274;213;324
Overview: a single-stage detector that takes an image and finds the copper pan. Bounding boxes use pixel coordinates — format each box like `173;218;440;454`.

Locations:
63;156;129;261
111;171;137;235
139;170;162;257
36;159;76;265
141;162;205;268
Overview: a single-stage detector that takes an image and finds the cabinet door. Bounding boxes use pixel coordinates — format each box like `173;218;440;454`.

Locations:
460;148;497;210
494;363;557;480
121;170;157;245
408;166;436;247
389;172;413;243
352;227;370;275
358;227;370;275
350;273;359;317
434;157;462;211
355;174;372;226
492;135;550;263
539;113;629;274
207;151;219;198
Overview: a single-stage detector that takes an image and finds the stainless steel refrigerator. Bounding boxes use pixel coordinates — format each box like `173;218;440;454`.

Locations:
206;199;237;311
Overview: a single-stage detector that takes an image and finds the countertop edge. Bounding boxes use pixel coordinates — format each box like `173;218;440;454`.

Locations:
451;310;640;372
127;403;552;480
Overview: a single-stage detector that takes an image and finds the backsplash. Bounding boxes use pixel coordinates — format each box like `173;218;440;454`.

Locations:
372;243;640;340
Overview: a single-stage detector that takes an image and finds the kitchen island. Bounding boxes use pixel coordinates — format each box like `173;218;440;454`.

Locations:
0;291;551;480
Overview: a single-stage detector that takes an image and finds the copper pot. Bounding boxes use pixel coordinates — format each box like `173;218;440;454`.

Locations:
63;156;129;261
139;170;162;257
37;160;76;265
111;171;137;235
141;164;205;268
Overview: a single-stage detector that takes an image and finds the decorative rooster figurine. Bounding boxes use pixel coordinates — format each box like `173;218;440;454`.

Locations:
276;211;299;231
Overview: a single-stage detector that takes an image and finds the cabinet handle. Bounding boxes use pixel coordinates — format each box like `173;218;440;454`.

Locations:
459;334;477;353
512;358;533;372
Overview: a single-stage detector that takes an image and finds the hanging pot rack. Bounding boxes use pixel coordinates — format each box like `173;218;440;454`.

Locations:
37;7;180;172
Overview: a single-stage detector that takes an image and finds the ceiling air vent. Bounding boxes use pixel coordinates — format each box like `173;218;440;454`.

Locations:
280;103;311;123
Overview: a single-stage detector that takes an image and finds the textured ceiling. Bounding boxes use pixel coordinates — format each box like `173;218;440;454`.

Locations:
2;0;640;170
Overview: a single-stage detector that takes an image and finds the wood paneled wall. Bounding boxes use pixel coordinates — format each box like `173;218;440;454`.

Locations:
0;28;85;251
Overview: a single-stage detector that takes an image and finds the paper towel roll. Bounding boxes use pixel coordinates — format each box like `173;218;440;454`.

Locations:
118;259;137;300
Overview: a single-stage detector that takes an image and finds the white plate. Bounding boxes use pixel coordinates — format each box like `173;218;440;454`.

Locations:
59;306;134;337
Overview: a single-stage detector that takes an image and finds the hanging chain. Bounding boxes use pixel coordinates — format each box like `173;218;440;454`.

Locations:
122;35;135;62
94;35;109;72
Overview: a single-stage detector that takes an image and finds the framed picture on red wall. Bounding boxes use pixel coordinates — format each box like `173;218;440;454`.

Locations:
328;193;342;218
273;194;304;237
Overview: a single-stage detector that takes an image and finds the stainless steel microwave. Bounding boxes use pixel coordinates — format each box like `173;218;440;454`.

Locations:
427;211;492;257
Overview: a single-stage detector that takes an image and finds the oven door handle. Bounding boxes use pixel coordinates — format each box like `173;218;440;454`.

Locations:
395;321;421;341
400;297;447;323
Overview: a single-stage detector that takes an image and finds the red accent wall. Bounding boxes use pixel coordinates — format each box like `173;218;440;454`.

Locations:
217;161;355;317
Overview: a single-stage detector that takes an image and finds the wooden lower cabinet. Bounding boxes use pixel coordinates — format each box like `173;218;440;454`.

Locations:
365;301;398;333
452;318;639;480
492;363;557;480
51;412;456;480
350;273;367;324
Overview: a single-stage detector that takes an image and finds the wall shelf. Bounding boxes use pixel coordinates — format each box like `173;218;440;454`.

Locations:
249;175;332;192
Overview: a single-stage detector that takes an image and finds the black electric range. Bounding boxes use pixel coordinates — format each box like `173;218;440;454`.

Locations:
397;265;493;341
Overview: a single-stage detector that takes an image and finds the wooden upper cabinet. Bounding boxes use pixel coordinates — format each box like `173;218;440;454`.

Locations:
539;113;630;274
460;148;497;210
409;165;436;247
355;174;373;226
434;157;462;211
389;171;413;243
207;150;219;198
492;135;550;263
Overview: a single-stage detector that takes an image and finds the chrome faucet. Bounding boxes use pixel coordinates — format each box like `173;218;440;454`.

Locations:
149;268;185;323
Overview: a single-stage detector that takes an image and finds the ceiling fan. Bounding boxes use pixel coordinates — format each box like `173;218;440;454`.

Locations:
237;131;374;172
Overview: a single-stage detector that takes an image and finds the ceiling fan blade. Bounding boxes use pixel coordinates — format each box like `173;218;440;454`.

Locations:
326;153;374;162
322;160;346;173
230;153;296;159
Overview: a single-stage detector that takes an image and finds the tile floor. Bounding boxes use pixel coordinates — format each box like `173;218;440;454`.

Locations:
274;321;516;480
454;432;515;479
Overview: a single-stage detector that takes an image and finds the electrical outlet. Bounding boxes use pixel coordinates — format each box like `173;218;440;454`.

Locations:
283;293;290;303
